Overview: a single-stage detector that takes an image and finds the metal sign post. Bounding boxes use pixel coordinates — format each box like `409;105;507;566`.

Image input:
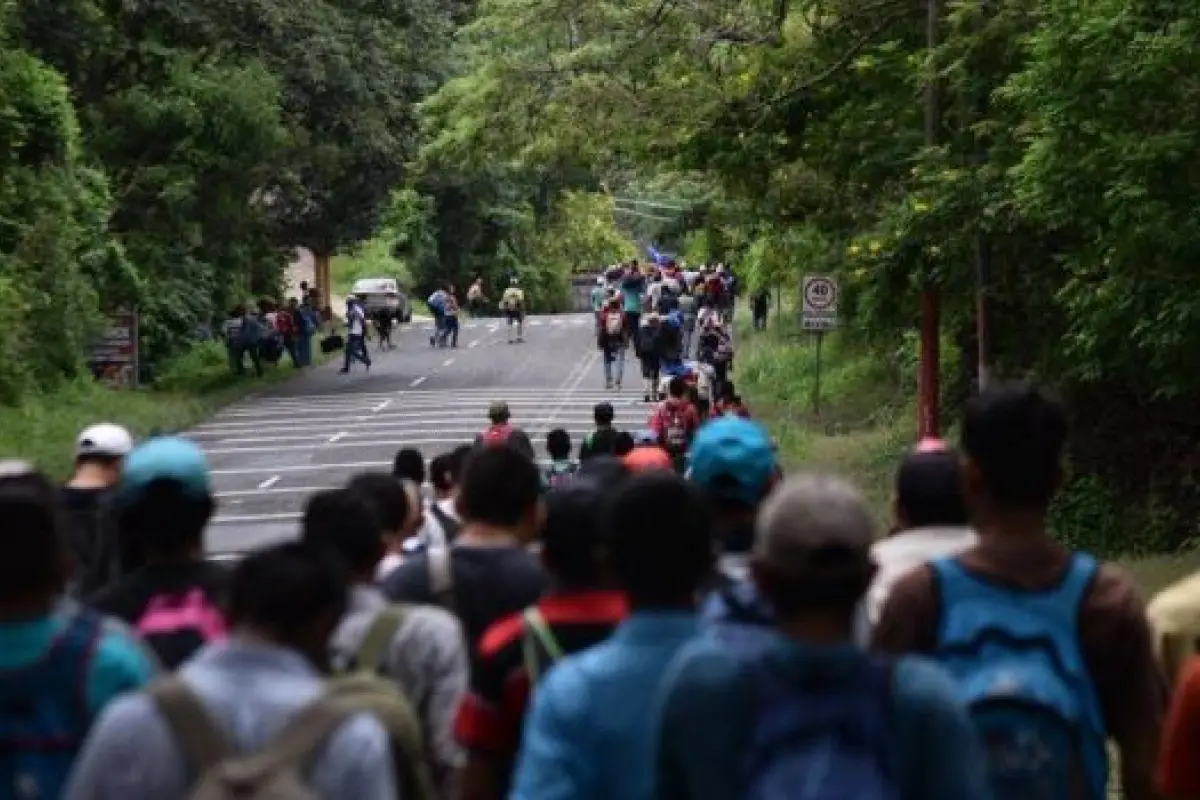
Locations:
801;275;839;414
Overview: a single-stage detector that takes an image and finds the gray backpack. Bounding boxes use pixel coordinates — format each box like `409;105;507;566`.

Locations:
149;678;359;799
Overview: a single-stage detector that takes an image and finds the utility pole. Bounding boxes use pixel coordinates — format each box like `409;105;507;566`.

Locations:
918;0;942;437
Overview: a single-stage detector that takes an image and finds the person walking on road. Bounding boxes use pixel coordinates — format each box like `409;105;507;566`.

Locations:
598;296;627;391
500;278;526;344
474;401;536;462
340;297;372;374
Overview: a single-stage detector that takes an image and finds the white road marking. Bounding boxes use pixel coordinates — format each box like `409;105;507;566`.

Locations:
410;376;426;387
373;399;392;412
205;438;485;455
442;358;455;367
204;426;601;445
257;475;280;489
328;431;347;443
210;458;559;476
212;512;302;524
219;486;334;497
468;340;480;348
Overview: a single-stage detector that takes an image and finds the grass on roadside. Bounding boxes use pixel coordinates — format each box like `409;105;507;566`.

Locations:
0;339;320;480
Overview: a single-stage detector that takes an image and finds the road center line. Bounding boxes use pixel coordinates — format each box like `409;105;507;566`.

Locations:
328;431;347;443
411;376;427;387
257;475;280;490
442;358;455;366
373;399;392;413
468;340;480;349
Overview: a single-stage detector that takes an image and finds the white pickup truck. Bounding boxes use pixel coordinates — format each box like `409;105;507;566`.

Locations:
351;278;412;322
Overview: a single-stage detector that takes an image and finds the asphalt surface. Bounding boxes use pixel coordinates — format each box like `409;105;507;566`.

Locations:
193;313;654;557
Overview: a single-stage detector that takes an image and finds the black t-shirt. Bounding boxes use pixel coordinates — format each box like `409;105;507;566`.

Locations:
89;561;230;669
579;427;620;460
59;486;120;597
380;546;547;662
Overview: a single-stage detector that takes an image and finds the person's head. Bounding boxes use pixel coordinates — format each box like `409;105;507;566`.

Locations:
300;281;309;292
0;462;70;614
613;431;635;456
392;448;426;485
689;416;777;521
116;437;215;563
894;441;969;532
667;376;686;399
604;472;714;609
227;542;349;667
594;402;615;427
488;401;511;425
456;446;544;541
960;381;1068;519
301;487;383;582
546;428;572;461
345;472;410;543
429;452;455;498
540;484;608;589
71;423;134;487
752;474;876;638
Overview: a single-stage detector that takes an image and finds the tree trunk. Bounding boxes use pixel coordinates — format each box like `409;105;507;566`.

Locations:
314;250;332;317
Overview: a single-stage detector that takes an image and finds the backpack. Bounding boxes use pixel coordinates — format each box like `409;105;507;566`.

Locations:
482;424;513;447
604;310;624;337
338;606;409;675
135;588;228;670
742;654;899;800
149;677;436;800
0;611;102;800
521;607;565;686
663;405;690;452
931;552;1107;800
543;461;578;489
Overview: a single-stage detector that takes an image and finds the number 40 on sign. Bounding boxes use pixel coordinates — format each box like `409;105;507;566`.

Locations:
801;275;839;331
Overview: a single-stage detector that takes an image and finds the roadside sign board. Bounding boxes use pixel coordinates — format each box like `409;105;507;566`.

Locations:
801;275;839;331
88;308;139;387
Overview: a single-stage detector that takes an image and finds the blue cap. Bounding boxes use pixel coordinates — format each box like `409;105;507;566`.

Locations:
689;416;776;505
120;437;212;500
633;429;659;445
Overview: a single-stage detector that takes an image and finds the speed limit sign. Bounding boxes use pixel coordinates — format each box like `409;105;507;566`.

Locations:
801;275;839;330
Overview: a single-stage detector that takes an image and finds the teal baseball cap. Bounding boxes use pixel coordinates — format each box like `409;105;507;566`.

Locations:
689;416;776;506
120;436;212;500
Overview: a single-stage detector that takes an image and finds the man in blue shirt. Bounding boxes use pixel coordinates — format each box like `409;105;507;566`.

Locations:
654;473;989;800
509;472;715;800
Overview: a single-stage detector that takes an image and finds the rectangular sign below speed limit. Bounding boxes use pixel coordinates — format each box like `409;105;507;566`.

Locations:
801;274;839;331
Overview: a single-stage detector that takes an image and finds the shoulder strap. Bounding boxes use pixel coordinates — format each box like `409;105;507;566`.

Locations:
521;607;565;685
148;677;233;770
355;606;408;674
230;694;357;779
427;548;457;614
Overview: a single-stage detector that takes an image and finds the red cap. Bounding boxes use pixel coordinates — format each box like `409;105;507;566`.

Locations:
623;447;673;473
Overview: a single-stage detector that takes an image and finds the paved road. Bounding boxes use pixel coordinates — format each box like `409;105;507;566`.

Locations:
192;313;651;557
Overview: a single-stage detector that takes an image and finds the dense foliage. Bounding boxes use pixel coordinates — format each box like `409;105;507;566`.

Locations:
415;0;1200;553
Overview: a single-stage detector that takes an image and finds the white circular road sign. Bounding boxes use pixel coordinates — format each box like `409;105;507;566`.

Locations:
804;277;837;310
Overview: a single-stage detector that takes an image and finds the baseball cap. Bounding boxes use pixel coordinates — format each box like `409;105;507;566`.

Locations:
76;423;134;459
754;473;875;575
120;437;212;500
688;416;776;506
623;447;673;473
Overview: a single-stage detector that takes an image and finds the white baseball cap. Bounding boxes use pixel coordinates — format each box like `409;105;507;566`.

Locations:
76;423;134;459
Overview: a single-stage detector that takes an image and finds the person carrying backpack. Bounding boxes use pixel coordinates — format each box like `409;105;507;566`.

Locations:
89;437;230;670
474;401;536;462
542;429;579;491
635;312;665;402
873;382;1167;800
66;542;400;799
304;486;464;797
649;376;701;470
599;295;627;390
579;402;622;461
61;423;134;598
655;474;989;800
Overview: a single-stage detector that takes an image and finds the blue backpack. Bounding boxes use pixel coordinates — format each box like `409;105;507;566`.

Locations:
0;610;102;799
742;654;900;800
931;552;1107;800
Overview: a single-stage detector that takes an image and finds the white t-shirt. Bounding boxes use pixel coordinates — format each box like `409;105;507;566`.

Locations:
420;497;461;549
348;307;365;336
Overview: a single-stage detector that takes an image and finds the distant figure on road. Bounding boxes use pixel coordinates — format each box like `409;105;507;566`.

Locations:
475;401;535;462
339;297;372;374
500;278;526;344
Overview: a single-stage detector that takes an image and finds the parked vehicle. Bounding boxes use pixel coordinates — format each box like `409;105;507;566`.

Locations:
351;278;412;322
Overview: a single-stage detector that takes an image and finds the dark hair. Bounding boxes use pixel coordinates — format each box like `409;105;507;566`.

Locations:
76;453;121;469
896;449;969;528
429;453;454;493
0;470;67;601
541;485;606;587
392;448;426;485
228;542;349;642
961;381;1068;510
604;473;713;607
613;431;635;456
546;428;572;460
448;445;473;483
345;472;410;534
117;479;213;557
457;446;541;527
757;546;875;617
668;376;686;398
488;406;510;424
594;402;614;426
